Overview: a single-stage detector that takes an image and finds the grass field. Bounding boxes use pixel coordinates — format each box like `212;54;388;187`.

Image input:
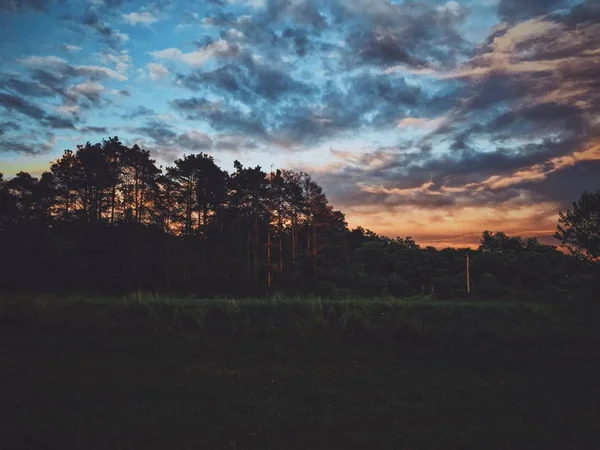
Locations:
1;294;599;449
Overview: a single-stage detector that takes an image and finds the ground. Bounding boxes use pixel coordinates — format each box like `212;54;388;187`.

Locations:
1;295;599;449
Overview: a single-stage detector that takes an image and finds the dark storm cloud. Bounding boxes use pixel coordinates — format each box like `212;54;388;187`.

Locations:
464;75;527;110
170;97;268;138
0;0;62;12
346;30;424;68
80;126;109;134
193;35;215;48
497;0;572;22
170;0;472;149
175;132;213;150
560;1;600;26
483;103;586;140
524;159;600;208
172;68;427;147
213;135;258;152
0;139;38;154
264;0;328;30
0;93;46;121
120;106;155;119
270;73;422;145
43;114;76;129
30;68;68;92
0;133;55;155
81;9;128;48
315;124;592;213
0;90;78;130
1;56;126;135
25;68;86;111
346;72;422;125
176;55;315;105
60;0;131;49
132;118;177;144
4;1;598;207
416;138;581;188
199;0;468;71
281;28;311;56
445;100;589;152
3;78;54;97
319;168;520;213
0;121;20;136
334;0;470;70
405;0;600;210
126;120;216;157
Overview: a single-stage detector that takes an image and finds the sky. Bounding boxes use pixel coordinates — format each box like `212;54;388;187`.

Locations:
0;0;599;248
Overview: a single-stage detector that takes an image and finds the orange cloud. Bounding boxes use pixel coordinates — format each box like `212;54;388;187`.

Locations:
344;200;560;249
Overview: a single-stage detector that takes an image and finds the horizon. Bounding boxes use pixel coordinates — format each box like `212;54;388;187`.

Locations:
1;0;599;248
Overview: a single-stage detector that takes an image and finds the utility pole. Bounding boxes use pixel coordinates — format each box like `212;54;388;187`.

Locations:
267;227;272;288
466;251;470;295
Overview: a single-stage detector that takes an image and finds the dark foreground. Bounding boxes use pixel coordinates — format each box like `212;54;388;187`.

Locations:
1;296;599;449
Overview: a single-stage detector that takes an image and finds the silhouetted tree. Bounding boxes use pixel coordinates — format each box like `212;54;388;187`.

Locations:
555;190;600;261
0;136;597;298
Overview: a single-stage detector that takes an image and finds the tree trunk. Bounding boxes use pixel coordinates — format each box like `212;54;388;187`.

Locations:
110;185;116;225
312;220;317;281
267;227;272;288
202;207;208;277
278;216;284;281
134;168;139;223
291;220;296;277
65;190;70;220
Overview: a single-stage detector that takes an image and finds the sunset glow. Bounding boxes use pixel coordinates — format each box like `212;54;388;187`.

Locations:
1;0;598;248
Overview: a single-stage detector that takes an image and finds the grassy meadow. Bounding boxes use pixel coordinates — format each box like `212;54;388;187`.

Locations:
1;294;599;449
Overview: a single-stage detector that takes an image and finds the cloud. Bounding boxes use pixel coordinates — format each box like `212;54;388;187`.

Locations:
70;81;105;103
63;44;82;52
0;133;56;155
214;134;258;152
171;97;268;138
437;1;464;17
334;0;469;70
147;63;170;80
172;61;428;147
437;13;600;82
131;118;177;144
81;8;129;48
0;0;61;12
79;126;108;134
120;106;155;119
176;131;213;150
397;117;447;130
43;114;77;129
2;0;599;247
21;55;128;81
150;40;240;66
2;52;129;134
497;0;571;22
0;92;46;120
2;78;54;97
0;121;21;136
176;55;315;104
54;105;79;117
98;50;132;74
122;11;158;26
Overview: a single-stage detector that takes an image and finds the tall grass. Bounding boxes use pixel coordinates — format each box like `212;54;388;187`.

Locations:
1;291;598;344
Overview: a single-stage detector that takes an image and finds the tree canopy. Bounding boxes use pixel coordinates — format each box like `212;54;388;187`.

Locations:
0;137;598;299
555;190;600;261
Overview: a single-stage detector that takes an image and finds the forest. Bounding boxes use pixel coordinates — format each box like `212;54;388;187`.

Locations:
1;136;598;299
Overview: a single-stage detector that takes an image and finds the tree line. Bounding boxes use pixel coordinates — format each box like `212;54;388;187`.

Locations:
0;137;598;298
